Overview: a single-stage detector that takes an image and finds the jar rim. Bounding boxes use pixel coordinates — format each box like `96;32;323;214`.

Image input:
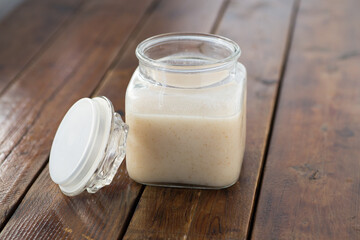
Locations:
135;33;241;72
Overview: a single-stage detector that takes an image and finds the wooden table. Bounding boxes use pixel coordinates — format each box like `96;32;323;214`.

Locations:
0;0;359;239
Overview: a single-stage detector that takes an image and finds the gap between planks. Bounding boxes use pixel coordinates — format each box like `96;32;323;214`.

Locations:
90;0;161;98
210;0;230;34
246;0;301;239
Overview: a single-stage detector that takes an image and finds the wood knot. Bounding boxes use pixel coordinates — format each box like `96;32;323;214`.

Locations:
336;127;354;138
308;170;320;180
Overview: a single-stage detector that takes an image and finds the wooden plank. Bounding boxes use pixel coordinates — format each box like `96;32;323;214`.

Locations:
0;0;153;230
0;0;225;239
123;0;297;239
252;0;360;239
0;0;84;94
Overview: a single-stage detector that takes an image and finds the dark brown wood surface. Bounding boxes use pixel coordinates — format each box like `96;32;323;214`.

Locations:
252;0;360;239
0;0;153;230
0;0;84;94
0;0;358;239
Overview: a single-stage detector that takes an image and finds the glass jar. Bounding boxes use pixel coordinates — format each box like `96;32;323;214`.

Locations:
49;33;246;196
125;33;246;189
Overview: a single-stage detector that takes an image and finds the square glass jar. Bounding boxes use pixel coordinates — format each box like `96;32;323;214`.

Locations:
125;33;247;189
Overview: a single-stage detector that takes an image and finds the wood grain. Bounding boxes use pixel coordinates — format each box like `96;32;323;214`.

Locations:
0;0;84;94
123;0;297;239
252;0;360;239
0;0;225;239
0;0;153;230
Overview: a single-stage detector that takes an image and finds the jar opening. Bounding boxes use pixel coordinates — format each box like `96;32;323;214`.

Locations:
136;33;241;73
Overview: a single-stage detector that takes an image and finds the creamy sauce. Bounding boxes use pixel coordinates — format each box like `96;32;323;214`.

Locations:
126;111;245;187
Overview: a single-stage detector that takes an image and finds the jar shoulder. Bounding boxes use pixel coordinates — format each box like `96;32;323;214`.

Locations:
126;65;246;117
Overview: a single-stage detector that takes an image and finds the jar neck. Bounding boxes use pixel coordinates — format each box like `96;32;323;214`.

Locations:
138;60;238;89
136;33;241;89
